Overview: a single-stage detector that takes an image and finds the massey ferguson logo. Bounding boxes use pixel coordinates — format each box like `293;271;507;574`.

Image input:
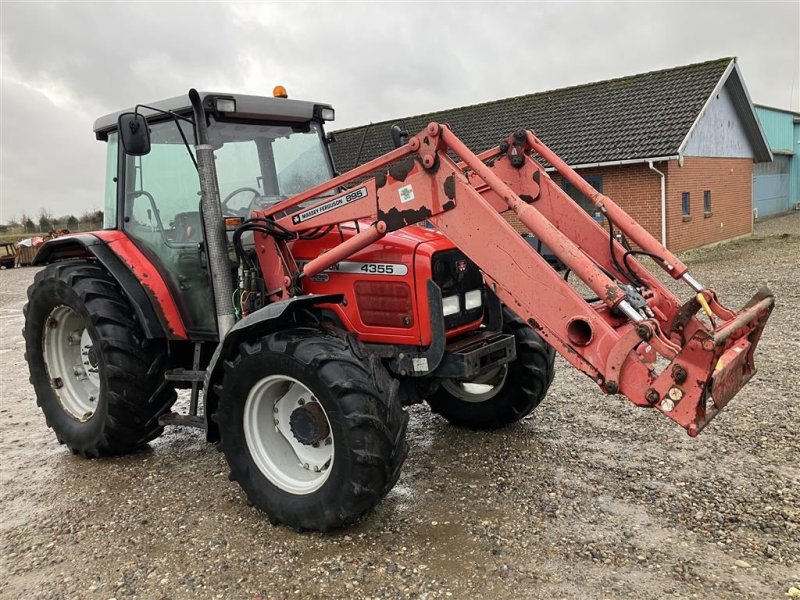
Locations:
291;186;368;224
456;260;467;272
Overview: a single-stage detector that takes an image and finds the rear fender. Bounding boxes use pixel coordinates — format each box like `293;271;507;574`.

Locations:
202;293;343;442
33;234;166;339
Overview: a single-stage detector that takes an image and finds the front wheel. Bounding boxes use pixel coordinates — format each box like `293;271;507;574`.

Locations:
427;308;555;429
214;327;408;531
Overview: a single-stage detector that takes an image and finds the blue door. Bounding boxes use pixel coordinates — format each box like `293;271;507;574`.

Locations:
754;156;790;217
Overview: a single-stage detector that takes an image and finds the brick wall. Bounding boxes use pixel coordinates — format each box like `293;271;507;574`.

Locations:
664;156;753;252
501;157;753;252
503;163;664;242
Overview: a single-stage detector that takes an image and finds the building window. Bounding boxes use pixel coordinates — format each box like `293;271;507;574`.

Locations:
682;192;690;216
562;175;604;221
703;190;711;213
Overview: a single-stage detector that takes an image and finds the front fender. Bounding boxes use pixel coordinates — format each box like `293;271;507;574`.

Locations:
32;234;166;339
202;293;343;442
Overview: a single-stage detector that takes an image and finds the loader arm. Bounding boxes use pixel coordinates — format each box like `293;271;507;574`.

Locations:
251;123;774;436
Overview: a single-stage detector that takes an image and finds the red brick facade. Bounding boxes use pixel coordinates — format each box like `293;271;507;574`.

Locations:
502;157;754;252
664;157;753;252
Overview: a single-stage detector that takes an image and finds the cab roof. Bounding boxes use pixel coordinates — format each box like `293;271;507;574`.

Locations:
93;91;333;140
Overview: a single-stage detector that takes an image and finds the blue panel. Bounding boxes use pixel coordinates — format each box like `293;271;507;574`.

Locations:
755;107;795;152
754;155;790;216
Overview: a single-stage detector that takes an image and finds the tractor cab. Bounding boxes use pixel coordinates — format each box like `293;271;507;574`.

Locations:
93;91;337;335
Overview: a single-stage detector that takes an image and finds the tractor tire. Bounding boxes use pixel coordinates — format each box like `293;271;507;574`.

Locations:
213;327;408;532
427;307;555;429
23;260;176;457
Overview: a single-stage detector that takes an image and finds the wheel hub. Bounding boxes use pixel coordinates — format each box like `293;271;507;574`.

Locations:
289;402;330;446
42;306;100;421
243;375;335;495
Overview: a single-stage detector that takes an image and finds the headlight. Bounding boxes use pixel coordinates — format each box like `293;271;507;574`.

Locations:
314;105;335;121
214;98;236;112
464;289;482;310
442;295;461;316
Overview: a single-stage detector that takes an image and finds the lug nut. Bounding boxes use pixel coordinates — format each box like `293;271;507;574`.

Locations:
645;388;660;405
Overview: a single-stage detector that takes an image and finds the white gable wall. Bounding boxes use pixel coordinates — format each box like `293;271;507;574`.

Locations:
683;81;755;159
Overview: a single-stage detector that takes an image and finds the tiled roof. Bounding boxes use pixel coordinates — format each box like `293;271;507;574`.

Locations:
330;58;736;171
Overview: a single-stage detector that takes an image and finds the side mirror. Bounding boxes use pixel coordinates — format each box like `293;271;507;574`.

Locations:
118;112;151;156
390;124;409;149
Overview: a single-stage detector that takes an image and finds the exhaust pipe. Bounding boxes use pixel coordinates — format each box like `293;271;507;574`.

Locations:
189;89;235;338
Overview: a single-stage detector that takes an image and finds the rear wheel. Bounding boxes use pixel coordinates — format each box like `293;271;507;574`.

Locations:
24;260;176;457
427;308;555;429
214;327;408;531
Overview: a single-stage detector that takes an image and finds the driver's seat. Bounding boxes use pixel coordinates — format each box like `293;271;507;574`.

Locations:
172;211;203;243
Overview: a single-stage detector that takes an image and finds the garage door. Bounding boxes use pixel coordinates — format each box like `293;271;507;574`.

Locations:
753;155;790;217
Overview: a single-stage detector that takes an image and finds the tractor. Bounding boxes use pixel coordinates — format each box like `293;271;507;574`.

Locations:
24;88;774;531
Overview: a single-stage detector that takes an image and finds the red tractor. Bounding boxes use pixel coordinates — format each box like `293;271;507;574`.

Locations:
24;89;773;531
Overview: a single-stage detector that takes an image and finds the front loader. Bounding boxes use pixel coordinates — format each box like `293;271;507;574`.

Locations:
24;89;774;531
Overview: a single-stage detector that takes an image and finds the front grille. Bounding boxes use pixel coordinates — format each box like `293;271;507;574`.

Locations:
431;249;484;329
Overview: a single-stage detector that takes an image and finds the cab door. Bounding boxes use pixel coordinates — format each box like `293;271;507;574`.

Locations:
121;119;216;336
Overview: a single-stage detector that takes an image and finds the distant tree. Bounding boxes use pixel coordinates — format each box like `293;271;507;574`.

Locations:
21;212;35;233
5;217;20;229
79;209;104;226
66;215;79;229
38;208;54;233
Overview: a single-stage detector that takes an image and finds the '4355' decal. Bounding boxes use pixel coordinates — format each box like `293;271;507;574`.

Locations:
297;260;408;276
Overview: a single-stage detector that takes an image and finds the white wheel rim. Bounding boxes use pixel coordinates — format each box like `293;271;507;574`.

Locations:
243;374;334;495
42;305;100;421
441;365;509;403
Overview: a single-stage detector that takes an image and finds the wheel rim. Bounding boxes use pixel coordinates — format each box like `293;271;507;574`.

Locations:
243;374;334;495
441;365;509;403
42;305;100;422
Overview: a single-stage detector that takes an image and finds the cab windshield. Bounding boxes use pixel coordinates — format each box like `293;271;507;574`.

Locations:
121;116;334;333
208;117;334;212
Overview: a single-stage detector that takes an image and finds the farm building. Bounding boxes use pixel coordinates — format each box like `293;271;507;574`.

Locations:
330;57;772;252
753;104;800;217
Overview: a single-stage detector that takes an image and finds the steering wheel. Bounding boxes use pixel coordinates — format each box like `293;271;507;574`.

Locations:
221;187;262;217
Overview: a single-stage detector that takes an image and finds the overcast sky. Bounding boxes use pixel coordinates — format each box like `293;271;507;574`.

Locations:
1;1;798;223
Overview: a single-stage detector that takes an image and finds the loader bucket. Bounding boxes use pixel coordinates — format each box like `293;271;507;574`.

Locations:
658;288;775;436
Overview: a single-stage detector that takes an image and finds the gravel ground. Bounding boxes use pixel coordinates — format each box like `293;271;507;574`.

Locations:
1;213;798;600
